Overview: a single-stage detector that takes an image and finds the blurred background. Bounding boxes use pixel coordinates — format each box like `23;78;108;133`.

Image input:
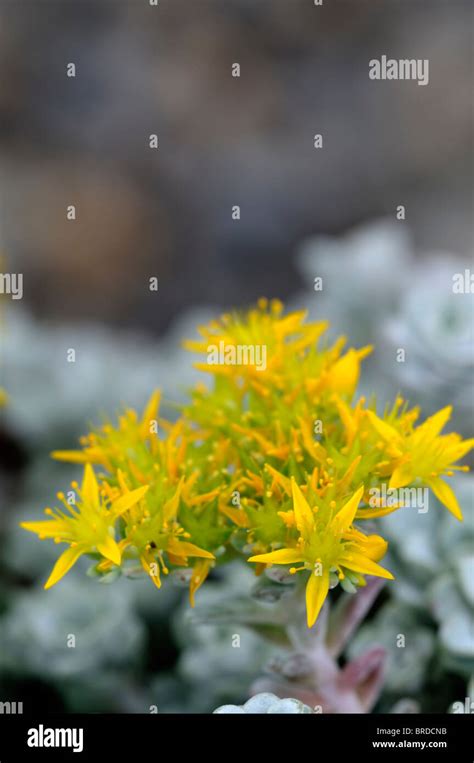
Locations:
0;0;472;714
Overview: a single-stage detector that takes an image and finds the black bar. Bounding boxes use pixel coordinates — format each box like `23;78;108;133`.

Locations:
0;713;472;760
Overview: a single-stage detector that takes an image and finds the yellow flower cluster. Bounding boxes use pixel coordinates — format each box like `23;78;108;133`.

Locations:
22;300;473;627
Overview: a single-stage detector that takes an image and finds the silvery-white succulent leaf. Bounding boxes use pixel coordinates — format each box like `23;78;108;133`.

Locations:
295;219;411;344
454;553;474;608
2;305;213;445
347;602;435;694
380;257;473;432
213;693;313;714
0;578;145;679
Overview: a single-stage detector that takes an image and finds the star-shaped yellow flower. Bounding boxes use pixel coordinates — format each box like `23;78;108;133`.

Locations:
368;406;473;520
248;479;393;627
21;464;149;589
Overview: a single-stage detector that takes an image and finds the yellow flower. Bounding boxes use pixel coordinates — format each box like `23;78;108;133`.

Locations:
20;301;470;625
20;464;149;589
184;298;328;385
248;479;393;627
137;534;215;592
368;406;473;520
113;472;215;594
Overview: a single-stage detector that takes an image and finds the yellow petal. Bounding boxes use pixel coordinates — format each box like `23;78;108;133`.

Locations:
427;477;463;521
51;450;89;464
44;545;85;589
305;568;329;627
277;510;296;528
326;350;358;394
333;396;357;445
189;559;212;607
331;485;364;535
345;532;388;561
340;552;394;580
417;406;452;438
232;425;275;454
389;462;414;489
167;537;215;560
365;535;388;562
265;464;292;496
219;503;250;528
274;311;307;339
356;505;402;519
117;468;130;493
140;390;161;438
248;548;305;565
111;484;149;516
163;479;183;523
326;347;371;395
367;410;401;443
20;520;64;538
140;555;161;589
81;464;100;508
188;489;220;506
445;438;474;463
337;455;362;492
97;535;122;565
182;339;209;353
298;417;327;463
291;478;315;539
